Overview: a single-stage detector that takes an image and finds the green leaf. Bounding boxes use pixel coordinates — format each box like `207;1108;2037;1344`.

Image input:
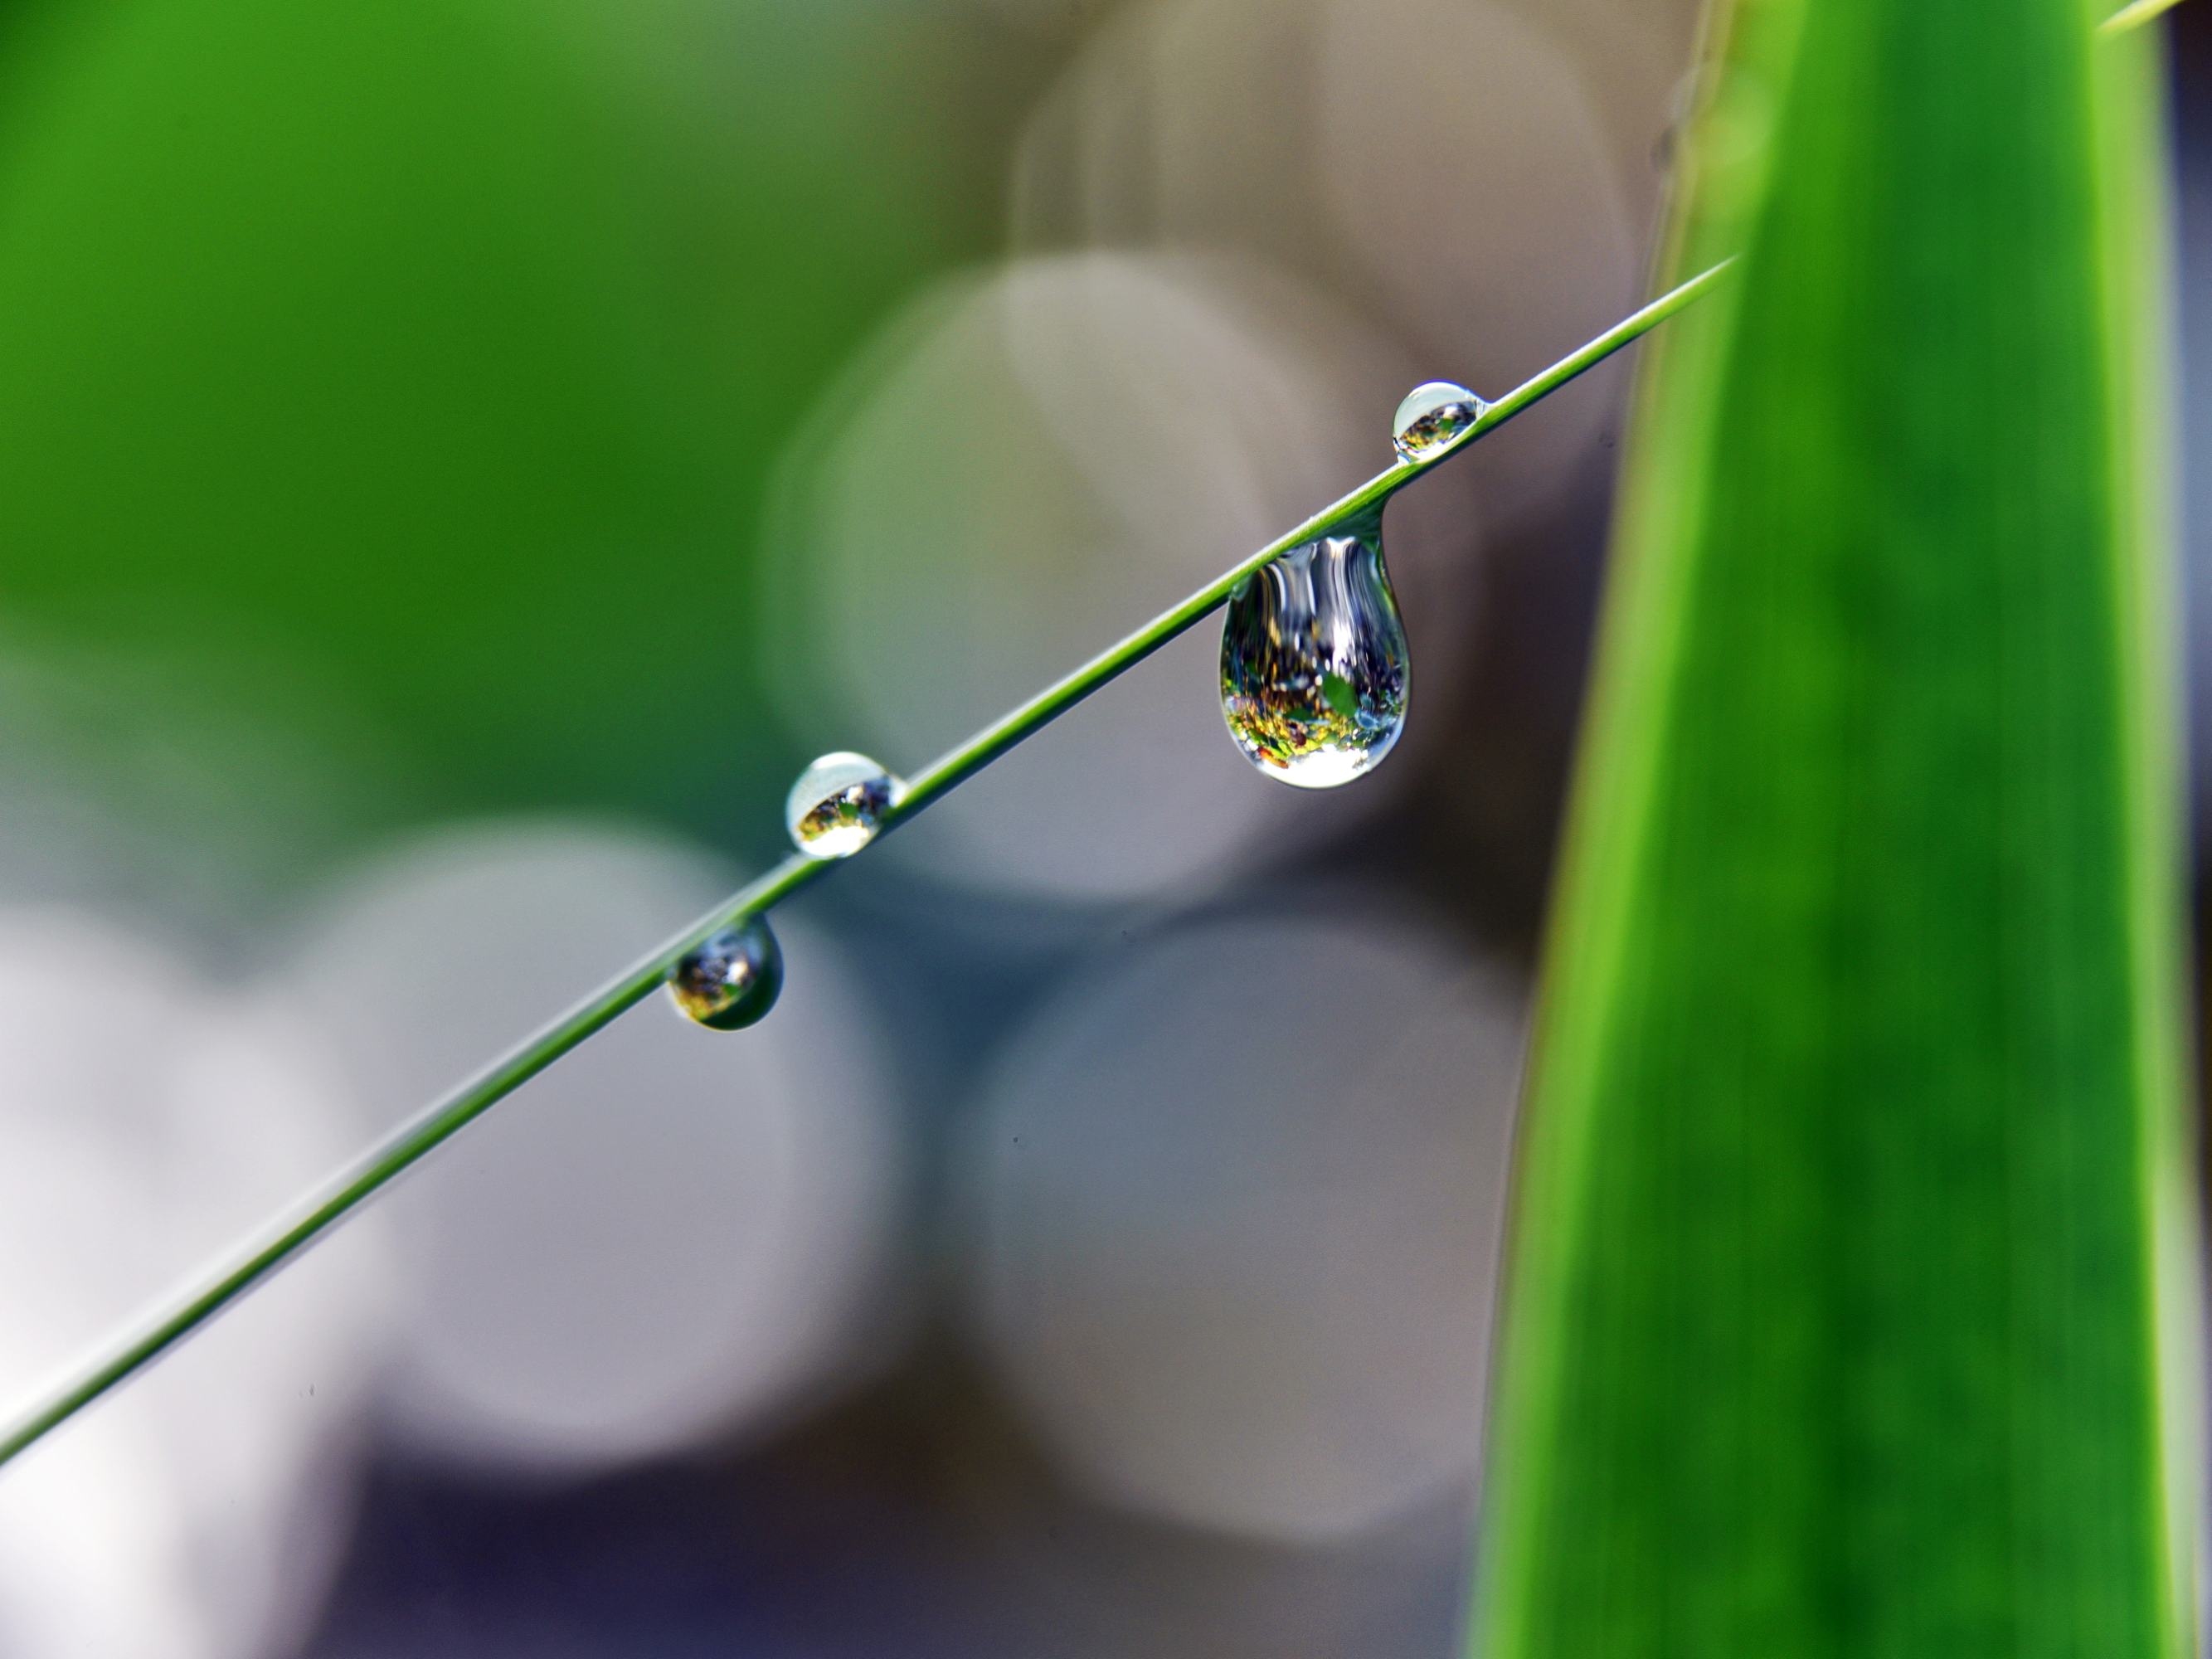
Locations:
1322;669;1360;720
1473;2;2199;1657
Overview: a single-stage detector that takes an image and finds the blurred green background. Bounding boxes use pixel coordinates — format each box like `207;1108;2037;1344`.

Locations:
0;0;1036;882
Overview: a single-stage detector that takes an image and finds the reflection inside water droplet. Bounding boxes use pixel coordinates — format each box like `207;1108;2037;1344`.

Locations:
1391;381;1486;464
1220;516;1408;789
668;917;784;1031
786;752;903;859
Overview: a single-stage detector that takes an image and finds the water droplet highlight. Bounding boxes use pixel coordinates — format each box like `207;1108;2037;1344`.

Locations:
1220;516;1409;789
1391;381;1486;464
668;918;784;1031
786;752;902;859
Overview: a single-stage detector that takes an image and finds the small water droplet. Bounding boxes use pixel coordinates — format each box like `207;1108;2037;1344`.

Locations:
1391;381;1486;464
786;752;902;859
1220;516;1409;789
668;917;784;1031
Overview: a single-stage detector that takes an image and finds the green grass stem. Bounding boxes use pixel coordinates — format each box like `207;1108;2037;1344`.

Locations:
0;258;1727;1472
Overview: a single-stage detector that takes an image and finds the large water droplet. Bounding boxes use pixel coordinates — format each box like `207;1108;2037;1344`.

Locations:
1391;381;1486;464
786;752;903;859
668;917;784;1030
1220;516;1409;789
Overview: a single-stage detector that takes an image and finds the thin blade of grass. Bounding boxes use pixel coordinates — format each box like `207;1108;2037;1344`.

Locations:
0;264;1728;1472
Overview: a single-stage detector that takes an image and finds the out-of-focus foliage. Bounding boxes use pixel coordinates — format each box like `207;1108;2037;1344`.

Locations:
0;0;1012;844
1476;0;2199;1655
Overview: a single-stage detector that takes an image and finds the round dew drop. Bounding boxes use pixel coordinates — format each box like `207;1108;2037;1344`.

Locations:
1219;518;1410;790
668;917;785;1031
785;752;903;859
1391;381;1487;464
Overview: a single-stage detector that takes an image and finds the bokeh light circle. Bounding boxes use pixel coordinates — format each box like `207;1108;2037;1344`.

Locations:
965;907;1524;1542
762;251;1480;903
287;823;909;1472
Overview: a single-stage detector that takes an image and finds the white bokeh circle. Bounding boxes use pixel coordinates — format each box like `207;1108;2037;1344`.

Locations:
1010;0;1642;531
286;822;908;1472
762;251;1480;904
965;907;1524;1542
0;912;385;1659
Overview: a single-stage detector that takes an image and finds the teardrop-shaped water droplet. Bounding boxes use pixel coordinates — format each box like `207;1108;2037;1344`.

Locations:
1391;381;1487;464
1220;518;1409;789
668;917;785;1031
785;752;903;859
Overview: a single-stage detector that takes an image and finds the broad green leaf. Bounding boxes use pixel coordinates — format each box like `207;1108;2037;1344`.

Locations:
1474;2;2199;1656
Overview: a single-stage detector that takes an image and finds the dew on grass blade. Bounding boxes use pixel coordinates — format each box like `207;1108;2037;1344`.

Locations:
294;827;907;1473
668;918;784;1031
1221;515;1409;789
1391;380;1486;464
785;753;902;859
